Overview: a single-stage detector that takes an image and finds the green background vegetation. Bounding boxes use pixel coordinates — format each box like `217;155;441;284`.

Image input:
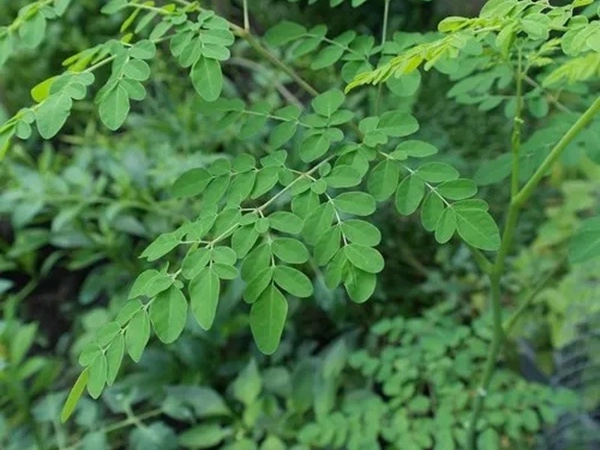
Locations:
0;0;599;449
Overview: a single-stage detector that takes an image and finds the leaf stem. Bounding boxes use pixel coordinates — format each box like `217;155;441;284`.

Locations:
232;26;319;97
375;0;391;115
502;264;559;335
242;0;250;31
514;96;600;208
510;49;524;198
465;95;600;448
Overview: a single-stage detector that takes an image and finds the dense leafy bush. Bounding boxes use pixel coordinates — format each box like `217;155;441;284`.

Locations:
1;0;600;448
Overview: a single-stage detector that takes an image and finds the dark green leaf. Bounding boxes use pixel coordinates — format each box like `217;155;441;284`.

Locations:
250;285;288;355
395;175;425;215
149;286;188;343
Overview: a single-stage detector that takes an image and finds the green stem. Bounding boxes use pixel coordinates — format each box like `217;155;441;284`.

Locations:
375;0;391;115
233;27;319;97
510;50;524;198
465;96;600;448
502;264;559;335
514;96;600;208
242;0;250;31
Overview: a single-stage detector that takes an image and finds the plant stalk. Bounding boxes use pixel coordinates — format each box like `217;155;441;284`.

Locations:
465;95;600;448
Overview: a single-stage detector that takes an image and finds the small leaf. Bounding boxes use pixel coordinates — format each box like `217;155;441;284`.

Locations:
126;310;151;362
395;140;438;158
232;226;260;259
334;192;376;216
416;162;460;183
268;212;303;235
273;266;313;298
98;84;130;131
341;220;381;247
368;159;400;201
35;93;72;139
182;248;211;280
434;208;456;244
395;175;425;215
171;168;213;198
140;233;179;261
421;193;445;232
243;267;274;304
191;56;223;101
250;285;288;354
312;89;345;117
325;165;362;188
271;238;309;264
87;354;107;399
300;133;330;163
377;111;419;137
149;286;188;343
344;265;376;303
265;21;307;47
314;226;342;265
454;204;501;251
437;179;478;200
129;270;160;298
344;244;384;274
61;369;89;422
189;266;220;330
105;333;124;385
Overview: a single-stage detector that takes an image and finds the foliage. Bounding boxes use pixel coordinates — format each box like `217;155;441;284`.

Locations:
1;0;600;448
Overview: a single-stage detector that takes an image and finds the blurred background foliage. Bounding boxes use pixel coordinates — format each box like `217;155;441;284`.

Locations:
0;0;598;449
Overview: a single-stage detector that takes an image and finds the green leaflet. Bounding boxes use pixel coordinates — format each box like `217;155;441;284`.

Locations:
344;264;377;303
377;111;419;137
314;226;342;265
140;233;179;261
265;21;307;47
268;211;303;235
344;244;384;274
453;203;501;251
98;84;130;131
250;285;288;355
303;202;335;244
435;208;456;244
87;353;107;399
189;266;220;329
416;162;460;183
61;369;89;422
437;179;478;200
171;168;213;198
273;265;313;298
126;310;151;362
35;93;73;139
191;56;223;101
341;219;381;247
149;285;188;343
272;238;310;264
105;333;124;385
312;89;345;117
395;175;425;215
368;159;400;201
420;193;445;232
334;192;376;216
182;248;211;280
